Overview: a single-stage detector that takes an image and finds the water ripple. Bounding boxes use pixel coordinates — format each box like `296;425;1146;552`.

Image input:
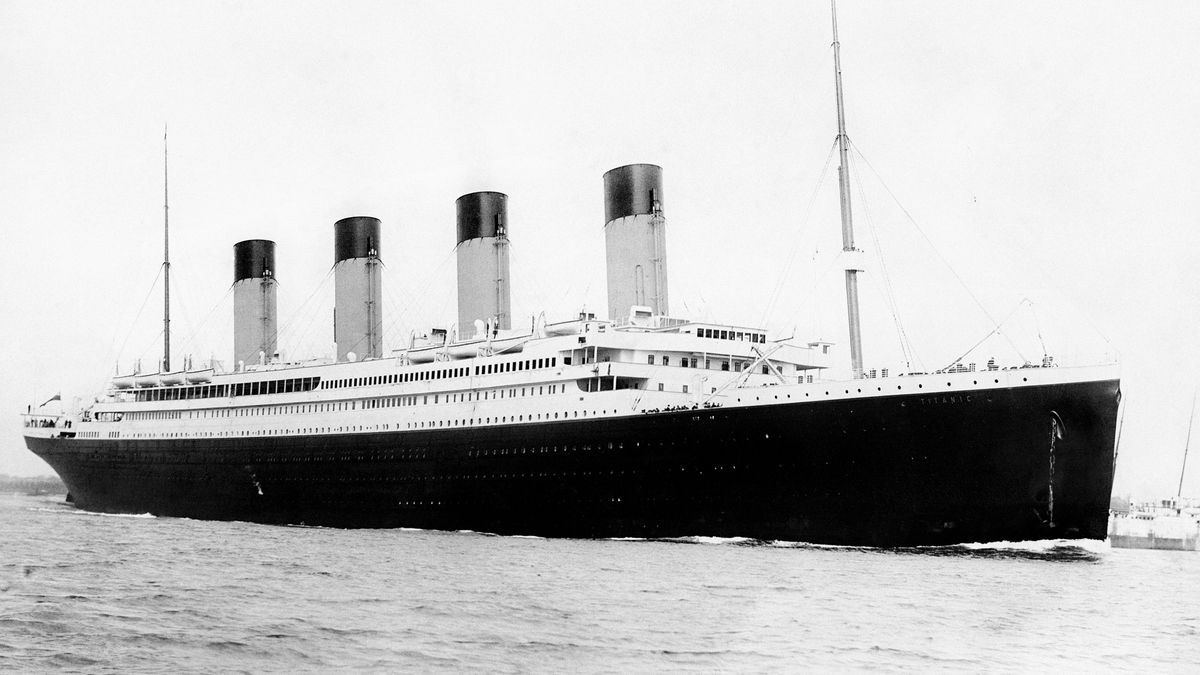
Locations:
2;494;1198;671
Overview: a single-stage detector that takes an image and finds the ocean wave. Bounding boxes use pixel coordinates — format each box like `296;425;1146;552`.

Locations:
957;537;1108;552
80;510;158;519
598;535;1108;561
25;507;156;519
604;535;760;546
890;539;1106;562
2;491;1195;673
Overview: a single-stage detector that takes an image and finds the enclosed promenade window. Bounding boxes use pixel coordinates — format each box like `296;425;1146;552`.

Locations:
134;376;321;402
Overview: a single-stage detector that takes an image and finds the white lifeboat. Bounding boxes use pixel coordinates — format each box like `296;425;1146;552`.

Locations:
446;339;484;359
545;319;584;336
160;371;186;386
185;368;214;384
134;373;160;388
489;334;530;354
112;374;136;389
406;346;438;363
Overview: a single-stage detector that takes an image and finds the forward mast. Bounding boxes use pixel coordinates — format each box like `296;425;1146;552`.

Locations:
163;127;171;373
831;1;864;379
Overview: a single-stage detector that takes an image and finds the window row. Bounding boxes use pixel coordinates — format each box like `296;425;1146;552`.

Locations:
695;328;765;343
133;377;322;402
319;357;560;390
647;354;753;372
124;384;571;422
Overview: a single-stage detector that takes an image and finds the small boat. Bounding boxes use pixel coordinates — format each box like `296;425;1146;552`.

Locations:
133;373;160;388
405;345;438;363
111;374;135;389
488;334;530;354
1111;392;1199;550
159;371;186;386
545;317;589;336
1110;499;1200;551
446;339;485;359
185;368;214;384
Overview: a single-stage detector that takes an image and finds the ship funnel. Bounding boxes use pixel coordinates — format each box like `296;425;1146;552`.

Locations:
333;216;383;361
455;191;511;337
233;239;278;369
603;163;668;321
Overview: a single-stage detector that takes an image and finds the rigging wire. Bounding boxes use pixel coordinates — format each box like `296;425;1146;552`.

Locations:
849;138;1026;362
847;149;917;370
166;263;207;365
758;139;840;327
379;260;411;346
114;264;165;370
276;266;335;358
511;234;597;321
378;245;458;343
182;283;234;367
180;282;234;367
780;246;847;334
941;298;1031;371
861;269;924;373
1028;298;1049;360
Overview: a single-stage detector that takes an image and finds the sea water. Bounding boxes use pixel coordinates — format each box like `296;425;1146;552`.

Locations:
1;494;1197;672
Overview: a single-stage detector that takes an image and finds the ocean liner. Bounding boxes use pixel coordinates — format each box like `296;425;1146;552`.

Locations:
20;10;1120;547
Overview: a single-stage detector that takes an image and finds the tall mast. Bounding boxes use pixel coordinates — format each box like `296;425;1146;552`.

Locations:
1180;390;1196;497
163;126;171;372
832;0;864;379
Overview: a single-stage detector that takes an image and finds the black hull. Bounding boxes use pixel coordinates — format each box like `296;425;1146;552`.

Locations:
27;379;1120;546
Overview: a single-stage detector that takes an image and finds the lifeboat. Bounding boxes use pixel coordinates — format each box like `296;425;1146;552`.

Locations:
111;374;136;389
446;339;484;359
544;319;585;336
488;334;530;354
134;373;160;388
185;368;214;384
160;371;186;386
406;346;438;363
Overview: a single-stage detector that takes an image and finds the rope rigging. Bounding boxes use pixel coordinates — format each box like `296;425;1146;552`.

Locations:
114;264;165;371
847;148;917;370
759;139;840;328
939;298;1032;372
378;244;458;347
275;266;335;359
849;138;1027;367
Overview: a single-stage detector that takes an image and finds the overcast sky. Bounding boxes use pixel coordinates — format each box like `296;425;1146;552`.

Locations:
2;1;1198;497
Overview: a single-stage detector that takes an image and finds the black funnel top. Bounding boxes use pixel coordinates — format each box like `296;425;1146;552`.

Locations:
456;192;508;244
233;239;276;283
603;164;663;223
334;216;382;264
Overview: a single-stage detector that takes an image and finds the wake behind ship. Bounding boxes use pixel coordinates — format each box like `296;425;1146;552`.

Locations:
20;13;1120;547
